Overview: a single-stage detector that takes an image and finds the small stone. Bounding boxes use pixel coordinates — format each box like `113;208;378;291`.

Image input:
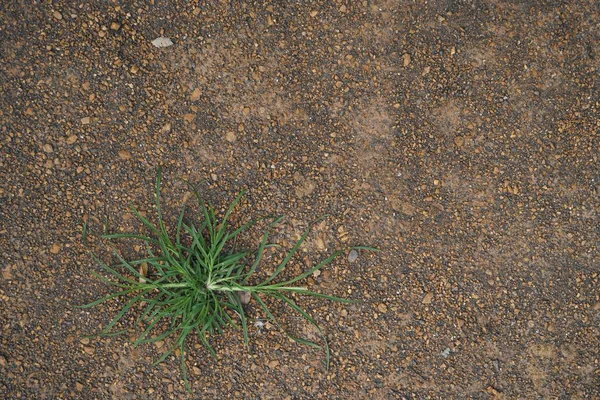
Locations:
161;123;172;133
268;360;280;368
493;359;500;372
53;10;62;20
454;136;464;148
441;348;451;358
110;22;121;30
339;5;347;12
50;244;61;254
422;292;434;304
192;366;201;375
82;82;90;90
183;113;195;122
155;340;164;349
43;144;54;153
401;202;416;216
239;291;251;305
0;355;6;367
81;117;91;125
151;37;174;48
190;88;201;101
118;150;132;160
377;303;388;313
348;249;358;262
75;382;83;391
225;131;236;142
83;347;95;355
310;11;318;17
403;53;411;66
130;65;139;74
66;135;78;144
80;338;90;345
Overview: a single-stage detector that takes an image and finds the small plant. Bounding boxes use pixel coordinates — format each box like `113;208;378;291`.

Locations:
80;168;372;391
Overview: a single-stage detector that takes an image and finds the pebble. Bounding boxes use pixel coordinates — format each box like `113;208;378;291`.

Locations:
118;150;132;160
225;131;236;142
81;117;91;125
403;53;411;66
52;11;62;20
66;135;78;144
42;144;54;153
422;292;434;304
348;249;358;262
50;244;61;254
190;88;201;101
161;123;172;133
493;359;500;372
110;22;121;30
238;291;251;305
454;136;464;148
151;37;174;48
183;113;195;122
75;382;83;391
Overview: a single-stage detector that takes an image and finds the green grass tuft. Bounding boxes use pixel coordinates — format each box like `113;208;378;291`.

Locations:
80;168;374;392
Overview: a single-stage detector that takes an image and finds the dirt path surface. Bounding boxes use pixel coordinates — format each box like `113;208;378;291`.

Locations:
1;1;599;399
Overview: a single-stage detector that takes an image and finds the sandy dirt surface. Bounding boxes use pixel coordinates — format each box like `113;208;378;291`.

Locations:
1;1;599;398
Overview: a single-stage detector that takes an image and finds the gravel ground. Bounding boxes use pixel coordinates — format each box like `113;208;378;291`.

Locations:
1;1;599;399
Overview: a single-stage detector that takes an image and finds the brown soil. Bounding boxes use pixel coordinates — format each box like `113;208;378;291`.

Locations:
1;1;599;399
